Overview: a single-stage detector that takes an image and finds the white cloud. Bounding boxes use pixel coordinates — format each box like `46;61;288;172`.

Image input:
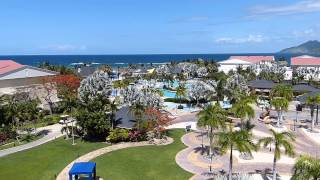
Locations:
215;35;266;44
44;44;87;52
250;0;320;16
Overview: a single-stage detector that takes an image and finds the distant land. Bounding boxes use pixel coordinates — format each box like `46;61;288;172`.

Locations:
280;40;320;54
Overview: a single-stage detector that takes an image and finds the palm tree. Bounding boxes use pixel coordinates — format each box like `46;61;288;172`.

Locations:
270;84;293;101
197;104;227;156
292;155;320;180
130;103;146;130
232;96;255;129
112;80;121;96
175;83;187;105
306;95;320;132
217;124;257;180
270;85;293;127
271;98;289;127
258;129;296;180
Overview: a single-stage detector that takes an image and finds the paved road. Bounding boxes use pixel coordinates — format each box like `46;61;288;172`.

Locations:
0;124;64;157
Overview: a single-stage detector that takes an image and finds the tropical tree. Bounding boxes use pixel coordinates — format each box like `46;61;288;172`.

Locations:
292;155;320;180
231;96;255;129
270;84;293;101
270;85;293;127
306;95;320;132
176;83;187;105
197;104;227;157
271;98;289;127
216;124;257;180
258;129;296;180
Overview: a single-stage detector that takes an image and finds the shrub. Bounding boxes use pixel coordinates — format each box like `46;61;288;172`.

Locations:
177;105;184;109
42;115;60;125
0;132;8;144
106;128;129;143
164;98;189;103
128;129;147;142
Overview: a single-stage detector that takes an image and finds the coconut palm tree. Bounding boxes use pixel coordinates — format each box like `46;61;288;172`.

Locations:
270;84;293;101
270;85;293;127
216;124;257;180
271;98;289;127
176;83;187;105
231;96;255;129
306;95;320;132
112;80;121;96
258;129;296;180
197;104;227;156
292;155;320;180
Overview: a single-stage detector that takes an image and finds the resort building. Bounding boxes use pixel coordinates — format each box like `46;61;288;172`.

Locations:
218;56;275;74
0;60;59;109
291;55;320;80
0;60;58;89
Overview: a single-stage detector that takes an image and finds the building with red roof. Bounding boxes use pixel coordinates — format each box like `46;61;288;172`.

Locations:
0;60;58;89
229;56;275;64
291;55;320;66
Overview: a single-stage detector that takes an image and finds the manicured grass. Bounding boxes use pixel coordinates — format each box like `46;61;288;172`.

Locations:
93;129;192;180
0;138;108;180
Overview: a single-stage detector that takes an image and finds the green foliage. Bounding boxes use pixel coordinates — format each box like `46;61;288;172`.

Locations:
38;61;75;75
164;98;189;104
270;84;293;101
292;155;320;180
258;129;295;180
75;94;112;140
107;128;129;143
42;115;60;125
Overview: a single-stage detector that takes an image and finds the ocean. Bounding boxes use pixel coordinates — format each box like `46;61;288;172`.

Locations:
0;53;303;67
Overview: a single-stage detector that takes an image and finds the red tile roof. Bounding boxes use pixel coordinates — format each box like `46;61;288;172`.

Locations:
229;56;274;64
291;56;320;66
0;60;24;75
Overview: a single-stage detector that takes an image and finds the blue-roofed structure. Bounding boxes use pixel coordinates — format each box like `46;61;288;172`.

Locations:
69;162;96;180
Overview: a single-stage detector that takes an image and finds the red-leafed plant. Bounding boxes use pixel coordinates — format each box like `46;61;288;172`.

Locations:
144;108;173;138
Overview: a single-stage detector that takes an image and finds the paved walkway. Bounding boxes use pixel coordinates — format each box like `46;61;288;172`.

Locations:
56;137;173;180
0;123;63;157
176;131;295;180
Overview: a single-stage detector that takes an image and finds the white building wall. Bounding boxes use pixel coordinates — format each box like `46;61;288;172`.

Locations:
0;67;56;80
218;64;251;74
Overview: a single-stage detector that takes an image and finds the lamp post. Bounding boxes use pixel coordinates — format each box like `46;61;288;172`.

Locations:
71;119;76;145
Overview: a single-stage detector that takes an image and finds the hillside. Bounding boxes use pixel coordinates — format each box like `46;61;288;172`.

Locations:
280;40;320;54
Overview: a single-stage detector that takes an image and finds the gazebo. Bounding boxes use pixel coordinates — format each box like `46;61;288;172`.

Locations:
69;162;96;180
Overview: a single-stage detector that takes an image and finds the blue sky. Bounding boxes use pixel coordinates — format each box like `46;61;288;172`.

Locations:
1;0;320;54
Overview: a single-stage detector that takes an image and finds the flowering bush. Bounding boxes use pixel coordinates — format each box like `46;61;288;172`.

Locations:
128;129;147;142
106;128;129;143
0;132;8;144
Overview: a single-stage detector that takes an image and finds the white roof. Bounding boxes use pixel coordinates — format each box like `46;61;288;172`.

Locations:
218;59;253;65
295;55;316;58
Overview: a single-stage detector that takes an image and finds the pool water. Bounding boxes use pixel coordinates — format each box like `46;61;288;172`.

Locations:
163;90;176;98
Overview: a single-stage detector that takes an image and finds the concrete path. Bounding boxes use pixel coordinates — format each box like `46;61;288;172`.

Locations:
0;123;63;157
56;137;173;180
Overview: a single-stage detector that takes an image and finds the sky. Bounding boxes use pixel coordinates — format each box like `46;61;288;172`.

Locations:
0;0;320;55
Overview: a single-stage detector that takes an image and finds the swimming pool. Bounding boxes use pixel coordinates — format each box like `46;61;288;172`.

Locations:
163;90;176;98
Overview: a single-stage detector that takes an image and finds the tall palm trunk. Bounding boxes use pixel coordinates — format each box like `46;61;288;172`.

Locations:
272;151;277;180
229;144;233;180
311;107;315;132
209;127;213;156
277;111;281;127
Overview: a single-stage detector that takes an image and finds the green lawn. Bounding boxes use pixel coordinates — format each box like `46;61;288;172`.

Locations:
0;129;192;180
93;129;192;180
0;138;108;180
